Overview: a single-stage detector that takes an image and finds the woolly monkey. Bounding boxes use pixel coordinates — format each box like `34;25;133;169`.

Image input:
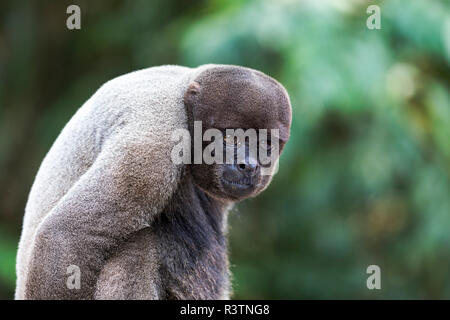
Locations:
15;64;292;299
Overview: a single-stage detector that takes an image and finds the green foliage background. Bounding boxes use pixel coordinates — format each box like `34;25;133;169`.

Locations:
0;0;449;299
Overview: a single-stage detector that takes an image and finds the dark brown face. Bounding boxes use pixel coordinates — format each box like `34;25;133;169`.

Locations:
184;65;292;202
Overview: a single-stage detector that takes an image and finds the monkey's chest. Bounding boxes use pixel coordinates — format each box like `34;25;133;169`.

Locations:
152;178;231;299
155;226;230;300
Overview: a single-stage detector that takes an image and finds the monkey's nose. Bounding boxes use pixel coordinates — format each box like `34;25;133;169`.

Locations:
237;162;258;176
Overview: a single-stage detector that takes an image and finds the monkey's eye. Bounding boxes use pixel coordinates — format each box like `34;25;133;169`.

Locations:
259;139;274;152
223;134;242;147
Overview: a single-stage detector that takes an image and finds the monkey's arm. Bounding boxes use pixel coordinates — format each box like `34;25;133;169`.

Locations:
25;170;136;299
24;139;177;299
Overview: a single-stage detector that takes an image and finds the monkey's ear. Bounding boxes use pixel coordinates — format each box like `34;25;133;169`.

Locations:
184;82;201;113
187;81;201;96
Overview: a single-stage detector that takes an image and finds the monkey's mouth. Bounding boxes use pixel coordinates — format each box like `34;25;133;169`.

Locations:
221;177;254;191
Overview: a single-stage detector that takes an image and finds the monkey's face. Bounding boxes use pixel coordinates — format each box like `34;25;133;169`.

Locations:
200;133;281;201
184;66;292;202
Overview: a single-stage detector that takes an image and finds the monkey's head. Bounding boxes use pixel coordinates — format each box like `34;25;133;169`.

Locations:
184;65;292;202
